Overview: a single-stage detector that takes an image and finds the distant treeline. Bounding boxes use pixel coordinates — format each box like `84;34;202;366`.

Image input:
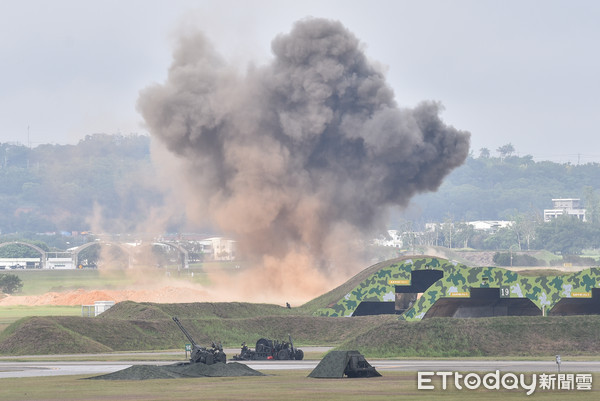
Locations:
0;134;166;235
2;136;600;249
408;154;600;223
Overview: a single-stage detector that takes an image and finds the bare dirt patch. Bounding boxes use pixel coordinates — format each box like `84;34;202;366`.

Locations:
0;286;211;306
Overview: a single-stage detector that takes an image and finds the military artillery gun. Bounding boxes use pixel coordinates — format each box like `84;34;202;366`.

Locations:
172;317;226;364
233;334;304;361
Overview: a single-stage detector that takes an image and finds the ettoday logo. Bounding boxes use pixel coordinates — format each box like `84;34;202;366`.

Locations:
417;371;593;396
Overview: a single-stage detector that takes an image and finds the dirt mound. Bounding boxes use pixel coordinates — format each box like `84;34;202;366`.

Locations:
453;251;496;266
87;362;265;380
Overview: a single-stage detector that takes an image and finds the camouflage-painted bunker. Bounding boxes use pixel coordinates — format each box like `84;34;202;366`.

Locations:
314;257;600;321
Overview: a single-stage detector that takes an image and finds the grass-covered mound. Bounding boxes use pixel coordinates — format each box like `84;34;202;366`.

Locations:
102;300;305;320
2;300;599;358
0;302;395;355
336;315;600;357
0;316;113;354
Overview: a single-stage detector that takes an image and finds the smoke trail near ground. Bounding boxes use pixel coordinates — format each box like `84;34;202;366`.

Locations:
138;18;470;301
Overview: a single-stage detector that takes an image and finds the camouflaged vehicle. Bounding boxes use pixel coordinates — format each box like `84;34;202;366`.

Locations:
233;335;304;361
172;317;227;364
314;256;600;320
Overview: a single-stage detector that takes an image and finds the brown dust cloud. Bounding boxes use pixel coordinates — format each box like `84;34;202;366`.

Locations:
133;17;470;305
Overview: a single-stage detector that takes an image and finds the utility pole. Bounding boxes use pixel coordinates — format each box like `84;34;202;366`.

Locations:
27;125;30;169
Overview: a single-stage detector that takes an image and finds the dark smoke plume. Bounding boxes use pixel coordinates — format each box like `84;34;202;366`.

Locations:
138;18;470;301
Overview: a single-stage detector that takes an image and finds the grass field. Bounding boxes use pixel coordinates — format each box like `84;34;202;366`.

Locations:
0;371;597;401
2;266;220;295
0;266;214;334
1;269;133;295
1;260;249;296
0;305;81;333
1;264;599;399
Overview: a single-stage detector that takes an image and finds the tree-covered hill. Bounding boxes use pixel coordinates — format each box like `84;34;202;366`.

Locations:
0;134;165;234
2;136;600;235
409;155;600;222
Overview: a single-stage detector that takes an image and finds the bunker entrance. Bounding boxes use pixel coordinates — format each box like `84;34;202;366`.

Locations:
352;301;396;316
423;287;542;318
549;288;600;316
352;269;444;316
395;269;444;314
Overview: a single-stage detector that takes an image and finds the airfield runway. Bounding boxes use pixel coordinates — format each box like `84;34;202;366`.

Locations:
1;352;599;379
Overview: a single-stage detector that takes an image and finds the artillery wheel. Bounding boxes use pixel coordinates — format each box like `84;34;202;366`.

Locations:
277;349;290;360
294;349;304;360
256;338;271;352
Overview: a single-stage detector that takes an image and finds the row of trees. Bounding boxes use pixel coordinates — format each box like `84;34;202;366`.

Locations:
398;211;600;256
1;134;169;234
2;137;600;256
407;146;600;223
478;143;516;160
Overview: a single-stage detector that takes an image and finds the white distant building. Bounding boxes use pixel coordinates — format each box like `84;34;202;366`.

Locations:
544;198;586;222
46;257;74;269
203;237;237;260
373;230;404;248
82;301;115;317
467;220;512;231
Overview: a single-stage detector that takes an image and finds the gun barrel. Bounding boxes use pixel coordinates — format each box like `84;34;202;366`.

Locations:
172;316;197;347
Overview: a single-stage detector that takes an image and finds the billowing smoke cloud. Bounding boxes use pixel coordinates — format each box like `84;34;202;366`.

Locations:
138;18;470;302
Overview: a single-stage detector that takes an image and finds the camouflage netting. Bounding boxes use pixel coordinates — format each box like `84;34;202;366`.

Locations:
308;350;380;378
314;257;600;320
86;362;265;380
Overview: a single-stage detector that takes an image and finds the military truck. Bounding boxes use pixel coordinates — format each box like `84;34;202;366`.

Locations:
233;335;304;361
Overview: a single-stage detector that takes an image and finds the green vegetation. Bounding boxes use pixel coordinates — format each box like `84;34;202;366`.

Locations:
3;371;598;401
0;267;210;296
0;301;395;355
1;135;158;234
337;316;600;358
2;137;600;257
0;305;81;334
0;370;600;401
0;273;23;294
1;301;599;358
2;269;135;295
413;154;600;222
0;305;81;324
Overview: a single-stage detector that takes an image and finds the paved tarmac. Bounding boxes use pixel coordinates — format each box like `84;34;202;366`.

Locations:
1;353;599;379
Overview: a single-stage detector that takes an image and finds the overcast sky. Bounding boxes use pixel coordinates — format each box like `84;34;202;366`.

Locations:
1;0;599;163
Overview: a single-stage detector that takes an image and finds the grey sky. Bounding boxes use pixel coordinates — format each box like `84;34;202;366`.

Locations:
1;0;599;163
